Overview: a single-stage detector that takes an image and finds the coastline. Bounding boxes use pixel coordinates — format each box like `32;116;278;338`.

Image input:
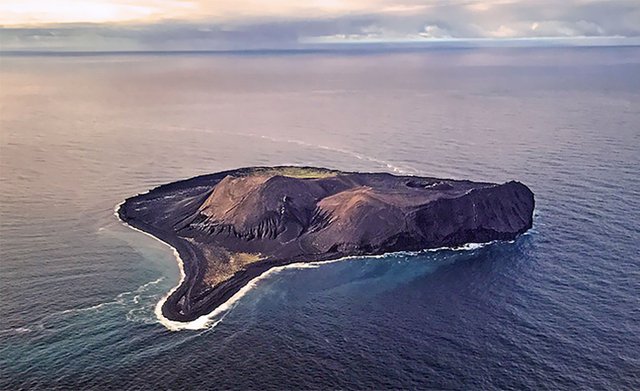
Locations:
115;200;515;331
114;201;197;331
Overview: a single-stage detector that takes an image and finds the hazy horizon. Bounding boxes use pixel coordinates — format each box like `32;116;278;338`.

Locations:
1;0;639;51
2;39;639;55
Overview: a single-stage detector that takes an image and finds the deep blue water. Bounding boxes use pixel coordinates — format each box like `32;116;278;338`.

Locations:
1;47;639;390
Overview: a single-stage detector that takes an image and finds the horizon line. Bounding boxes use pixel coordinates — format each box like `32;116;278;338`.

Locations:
2;41;639;56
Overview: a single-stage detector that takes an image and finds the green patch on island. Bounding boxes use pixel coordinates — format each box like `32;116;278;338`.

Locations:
248;166;342;179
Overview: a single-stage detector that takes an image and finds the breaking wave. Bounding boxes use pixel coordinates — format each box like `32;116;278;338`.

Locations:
0;276;165;336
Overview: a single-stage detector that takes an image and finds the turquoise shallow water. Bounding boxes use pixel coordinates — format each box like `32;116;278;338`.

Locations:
1;47;639;389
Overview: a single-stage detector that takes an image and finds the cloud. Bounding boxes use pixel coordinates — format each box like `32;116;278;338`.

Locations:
0;0;196;25
1;1;639;50
419;25;452;39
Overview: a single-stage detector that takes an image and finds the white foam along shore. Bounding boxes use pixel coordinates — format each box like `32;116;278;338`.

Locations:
114;201;205;331
115;200;510;332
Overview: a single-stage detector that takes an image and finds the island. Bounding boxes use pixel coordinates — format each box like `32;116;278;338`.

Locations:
118;166;535;322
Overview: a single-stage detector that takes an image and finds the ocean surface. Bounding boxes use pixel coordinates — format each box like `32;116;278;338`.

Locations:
1;47;639;390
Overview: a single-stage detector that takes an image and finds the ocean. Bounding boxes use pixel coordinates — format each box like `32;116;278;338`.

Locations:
1;47;638;389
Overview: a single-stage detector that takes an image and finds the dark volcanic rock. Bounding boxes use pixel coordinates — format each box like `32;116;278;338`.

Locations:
119;166;535;322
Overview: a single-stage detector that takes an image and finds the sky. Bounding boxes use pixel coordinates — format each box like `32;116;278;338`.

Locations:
1;0;639;51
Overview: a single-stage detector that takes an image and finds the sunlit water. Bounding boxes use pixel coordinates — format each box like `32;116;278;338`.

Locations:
1;47;639;389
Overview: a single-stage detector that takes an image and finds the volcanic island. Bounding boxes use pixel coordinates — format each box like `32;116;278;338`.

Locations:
118;166;535;322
